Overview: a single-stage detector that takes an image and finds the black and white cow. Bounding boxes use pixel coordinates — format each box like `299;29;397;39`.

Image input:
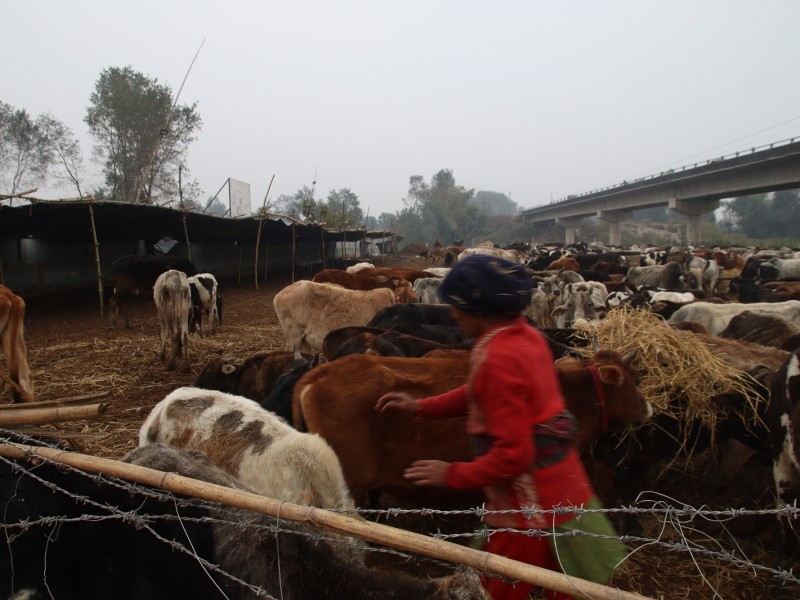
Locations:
187;273;222;336
769;348;800;509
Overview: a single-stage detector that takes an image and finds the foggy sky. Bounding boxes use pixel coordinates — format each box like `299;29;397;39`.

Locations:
4;1;800;217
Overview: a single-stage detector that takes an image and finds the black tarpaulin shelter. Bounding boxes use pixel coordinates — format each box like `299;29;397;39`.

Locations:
0;199;397;309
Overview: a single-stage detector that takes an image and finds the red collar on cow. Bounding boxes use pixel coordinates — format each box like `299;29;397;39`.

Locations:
587;364;608;433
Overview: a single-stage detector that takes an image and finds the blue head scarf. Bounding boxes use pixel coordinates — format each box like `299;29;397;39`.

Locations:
439;253;533;316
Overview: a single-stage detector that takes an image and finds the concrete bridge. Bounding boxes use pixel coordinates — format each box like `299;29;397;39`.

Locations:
520;138;800;246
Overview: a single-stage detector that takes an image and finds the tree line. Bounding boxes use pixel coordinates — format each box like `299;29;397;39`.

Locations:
2;64;798;248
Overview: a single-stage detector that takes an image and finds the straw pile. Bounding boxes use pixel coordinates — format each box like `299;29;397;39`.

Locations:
570;308;767;445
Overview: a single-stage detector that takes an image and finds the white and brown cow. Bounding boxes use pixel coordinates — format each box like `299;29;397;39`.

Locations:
273;280;395;354
153;269;192;372
139;386;358;515
0;285;33;402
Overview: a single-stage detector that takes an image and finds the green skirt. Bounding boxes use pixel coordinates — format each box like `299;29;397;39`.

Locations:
549;495;627;585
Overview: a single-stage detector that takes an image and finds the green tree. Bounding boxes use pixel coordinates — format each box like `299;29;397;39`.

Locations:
0;102;52;196
85;66;202;205
321;188;362;228
471;191;519;216
422;169;479;244
294;186;317;222
721;191;800;239
271;193;301;217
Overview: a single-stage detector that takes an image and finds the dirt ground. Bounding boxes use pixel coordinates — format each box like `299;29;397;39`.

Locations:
5;251;800;599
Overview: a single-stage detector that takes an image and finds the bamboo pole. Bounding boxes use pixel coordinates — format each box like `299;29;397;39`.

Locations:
0;391;110;411
291;222;297;283
0;403;108;426
254;218;265;291
0;370;34;403
320;225;327;270
87;201;105;318
254;175;276;291
0;442;651;600
264;242;270;282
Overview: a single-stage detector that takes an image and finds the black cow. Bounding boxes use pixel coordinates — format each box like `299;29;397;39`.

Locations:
195;349;314;418
109;254;198;328
367;304;460;330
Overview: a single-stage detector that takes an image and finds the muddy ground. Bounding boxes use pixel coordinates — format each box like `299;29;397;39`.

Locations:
6;251;798;599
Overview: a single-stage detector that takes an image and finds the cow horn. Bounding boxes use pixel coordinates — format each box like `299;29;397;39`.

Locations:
622;348;638;364
592;335;600;353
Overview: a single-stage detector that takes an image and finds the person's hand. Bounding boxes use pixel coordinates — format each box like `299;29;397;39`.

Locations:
404;460;450;487
375;391;418;415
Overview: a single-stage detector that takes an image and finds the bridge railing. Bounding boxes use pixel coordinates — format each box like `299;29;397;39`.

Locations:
532;136;800;210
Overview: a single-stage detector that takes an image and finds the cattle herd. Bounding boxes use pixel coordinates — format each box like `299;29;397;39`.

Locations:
3;240;800;598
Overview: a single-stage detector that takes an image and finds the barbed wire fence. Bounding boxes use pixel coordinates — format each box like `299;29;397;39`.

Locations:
1;431;799;599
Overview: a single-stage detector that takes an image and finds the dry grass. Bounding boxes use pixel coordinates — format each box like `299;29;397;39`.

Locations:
572;308;765;442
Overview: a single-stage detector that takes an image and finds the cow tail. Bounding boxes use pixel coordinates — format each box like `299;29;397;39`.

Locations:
0;293;32;402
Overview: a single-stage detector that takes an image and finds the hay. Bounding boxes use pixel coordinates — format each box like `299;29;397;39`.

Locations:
571;308;764;437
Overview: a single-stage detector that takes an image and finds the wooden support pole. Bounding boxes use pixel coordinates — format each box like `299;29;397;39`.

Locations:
254;218;266;291
87;201;105;318
0;442;652;600
320;225;327;271
291;222;296;283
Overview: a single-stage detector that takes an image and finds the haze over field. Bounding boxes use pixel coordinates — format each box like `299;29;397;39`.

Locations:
4;1;800;216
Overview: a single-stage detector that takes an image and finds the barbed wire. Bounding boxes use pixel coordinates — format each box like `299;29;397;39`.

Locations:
2;432;799;596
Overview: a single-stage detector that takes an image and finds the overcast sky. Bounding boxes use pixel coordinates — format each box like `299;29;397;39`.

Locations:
5;1;800;217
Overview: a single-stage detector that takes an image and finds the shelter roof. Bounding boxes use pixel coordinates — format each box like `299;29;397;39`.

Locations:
0;199;393;245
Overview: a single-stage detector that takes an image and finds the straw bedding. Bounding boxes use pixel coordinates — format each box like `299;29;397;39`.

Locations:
2;254;797;599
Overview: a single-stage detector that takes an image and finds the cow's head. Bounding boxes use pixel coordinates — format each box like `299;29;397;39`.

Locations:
590;349;653;430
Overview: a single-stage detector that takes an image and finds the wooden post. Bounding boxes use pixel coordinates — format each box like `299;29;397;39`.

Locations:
0;442;653;600
182;211;192;262
264;242;270;282
237;238;242;284
320;225;327;270
254;175;276;290
254;217;266;290
291;222;296;283
87;201;104;318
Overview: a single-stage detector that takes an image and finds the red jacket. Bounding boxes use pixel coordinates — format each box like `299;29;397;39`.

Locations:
417;318;593;528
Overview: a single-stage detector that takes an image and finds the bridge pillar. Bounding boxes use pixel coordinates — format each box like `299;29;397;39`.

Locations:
669;198;720;245
555;216;583;245
597;209;633;247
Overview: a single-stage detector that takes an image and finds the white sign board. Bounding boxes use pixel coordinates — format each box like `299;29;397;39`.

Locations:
229;179;251;217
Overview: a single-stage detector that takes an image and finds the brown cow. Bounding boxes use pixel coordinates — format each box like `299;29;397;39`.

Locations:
312;268;411;292
0;285;33;402
292;349;650;507
367;267;438;284
546;256;581;272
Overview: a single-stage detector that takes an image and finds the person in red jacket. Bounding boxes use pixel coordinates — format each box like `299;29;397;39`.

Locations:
376;253;625;600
